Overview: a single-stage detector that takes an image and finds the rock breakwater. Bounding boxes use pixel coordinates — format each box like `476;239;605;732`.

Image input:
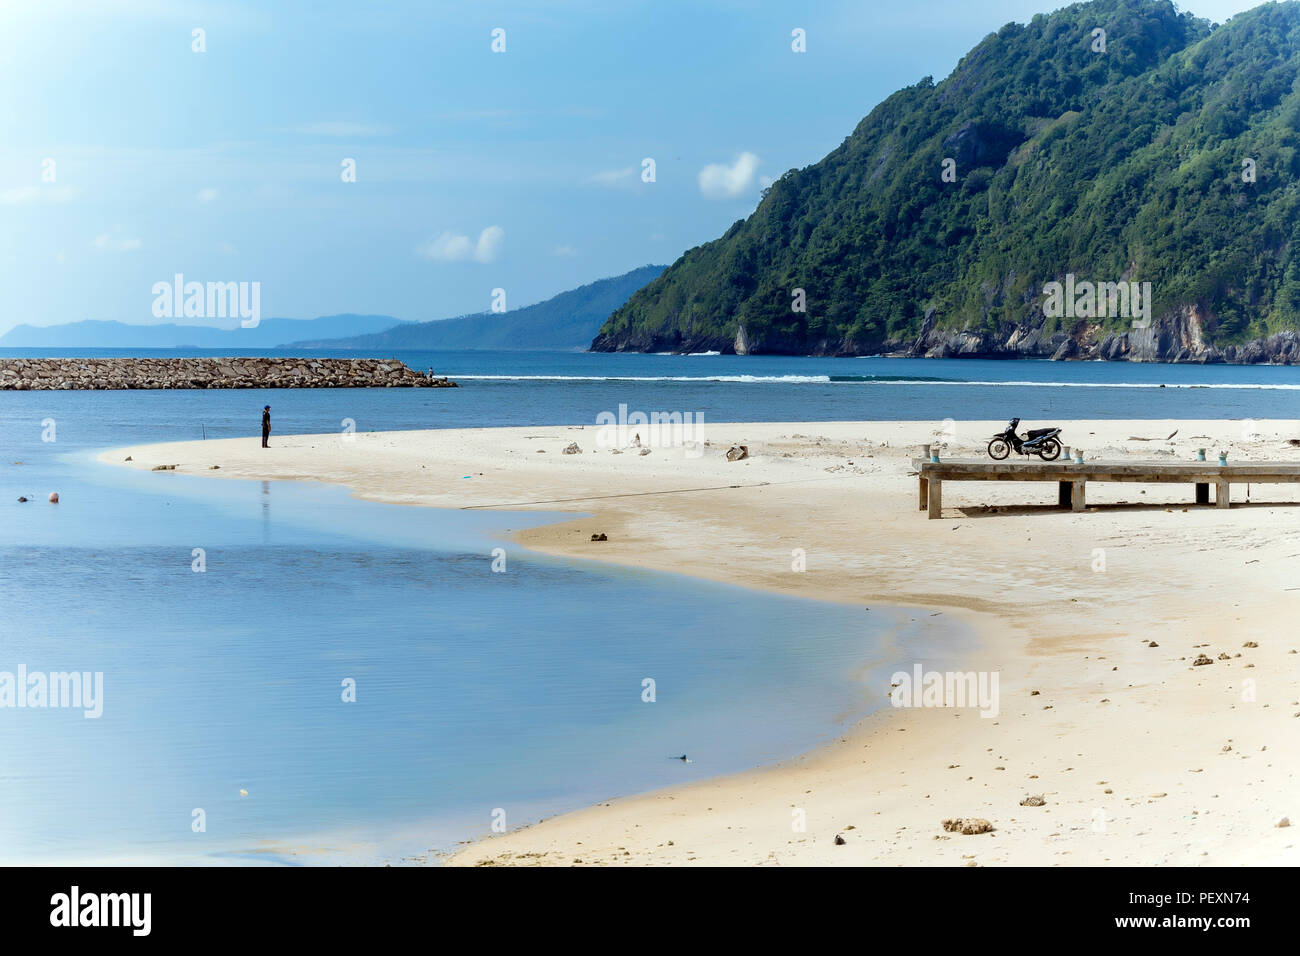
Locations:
0;357;458;389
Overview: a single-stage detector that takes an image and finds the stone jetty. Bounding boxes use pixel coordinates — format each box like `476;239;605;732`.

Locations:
0;357;458;390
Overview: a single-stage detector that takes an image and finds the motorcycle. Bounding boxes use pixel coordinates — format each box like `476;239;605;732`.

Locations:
987;417;1063;461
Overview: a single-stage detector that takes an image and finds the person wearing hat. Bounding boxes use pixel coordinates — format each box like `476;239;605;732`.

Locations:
261;405;271;448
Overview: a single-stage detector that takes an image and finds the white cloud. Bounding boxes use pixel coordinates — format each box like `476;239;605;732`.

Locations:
91;233;142;253
698;152;761;199
475;225;504;263
419;232;472;261
196;187;219;202
0;185;77;204
552;244;578;257
589;165;637;186
416;225;504;264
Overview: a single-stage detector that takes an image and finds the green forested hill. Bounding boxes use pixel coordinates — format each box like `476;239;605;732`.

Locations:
593;0;1300;362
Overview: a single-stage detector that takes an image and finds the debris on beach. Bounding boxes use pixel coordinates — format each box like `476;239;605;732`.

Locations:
725;444;749;461
563;442;581;455
834;834;846;845
124;456;132;461
942;818;994;835
639;447;651;456
151;464;176;471
1277;817;1291;828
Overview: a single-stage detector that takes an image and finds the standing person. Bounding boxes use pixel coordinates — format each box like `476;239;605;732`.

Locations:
261;405;271;448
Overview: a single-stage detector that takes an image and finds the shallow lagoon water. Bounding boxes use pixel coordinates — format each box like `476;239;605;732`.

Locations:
0;391;973;864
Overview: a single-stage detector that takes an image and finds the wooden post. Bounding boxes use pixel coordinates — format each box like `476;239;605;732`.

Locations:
1195;482;1210;505
1058;480;1072;508
927;478;942;519
919;475;928;511
1071;479;1086;512
1216;479;1230;509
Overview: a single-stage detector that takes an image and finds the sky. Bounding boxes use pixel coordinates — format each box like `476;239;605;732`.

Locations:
0;0;1265;334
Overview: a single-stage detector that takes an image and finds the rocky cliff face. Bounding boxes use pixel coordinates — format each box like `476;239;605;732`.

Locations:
887;306;1300;364
671;307;1300;364
0;357;458;389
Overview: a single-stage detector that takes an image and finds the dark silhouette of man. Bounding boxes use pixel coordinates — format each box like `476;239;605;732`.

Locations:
261;405;271;448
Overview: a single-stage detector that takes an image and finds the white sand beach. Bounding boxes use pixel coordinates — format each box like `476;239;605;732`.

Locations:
102;419;1300;866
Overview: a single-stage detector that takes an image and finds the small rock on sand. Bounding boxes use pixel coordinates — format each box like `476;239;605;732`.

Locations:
590;533;608;542
1276;817;1291;828
1193;654;1214;666
1019;795;1046;807
942;818;994;835
563;442;581;455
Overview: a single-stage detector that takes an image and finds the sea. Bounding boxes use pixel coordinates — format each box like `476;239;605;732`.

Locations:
3;346;1298;865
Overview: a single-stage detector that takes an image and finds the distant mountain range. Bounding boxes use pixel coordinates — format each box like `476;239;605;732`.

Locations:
287;265;666;350
2;265;666;352
0;314;407;349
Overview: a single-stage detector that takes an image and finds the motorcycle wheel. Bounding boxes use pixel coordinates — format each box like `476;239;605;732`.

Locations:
987;438;1011;460
1038;438;1062;461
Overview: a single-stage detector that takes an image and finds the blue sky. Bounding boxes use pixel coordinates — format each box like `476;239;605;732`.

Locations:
0;0;1261;334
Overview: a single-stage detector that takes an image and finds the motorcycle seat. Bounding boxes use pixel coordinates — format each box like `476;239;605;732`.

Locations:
1025;428;1055;439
